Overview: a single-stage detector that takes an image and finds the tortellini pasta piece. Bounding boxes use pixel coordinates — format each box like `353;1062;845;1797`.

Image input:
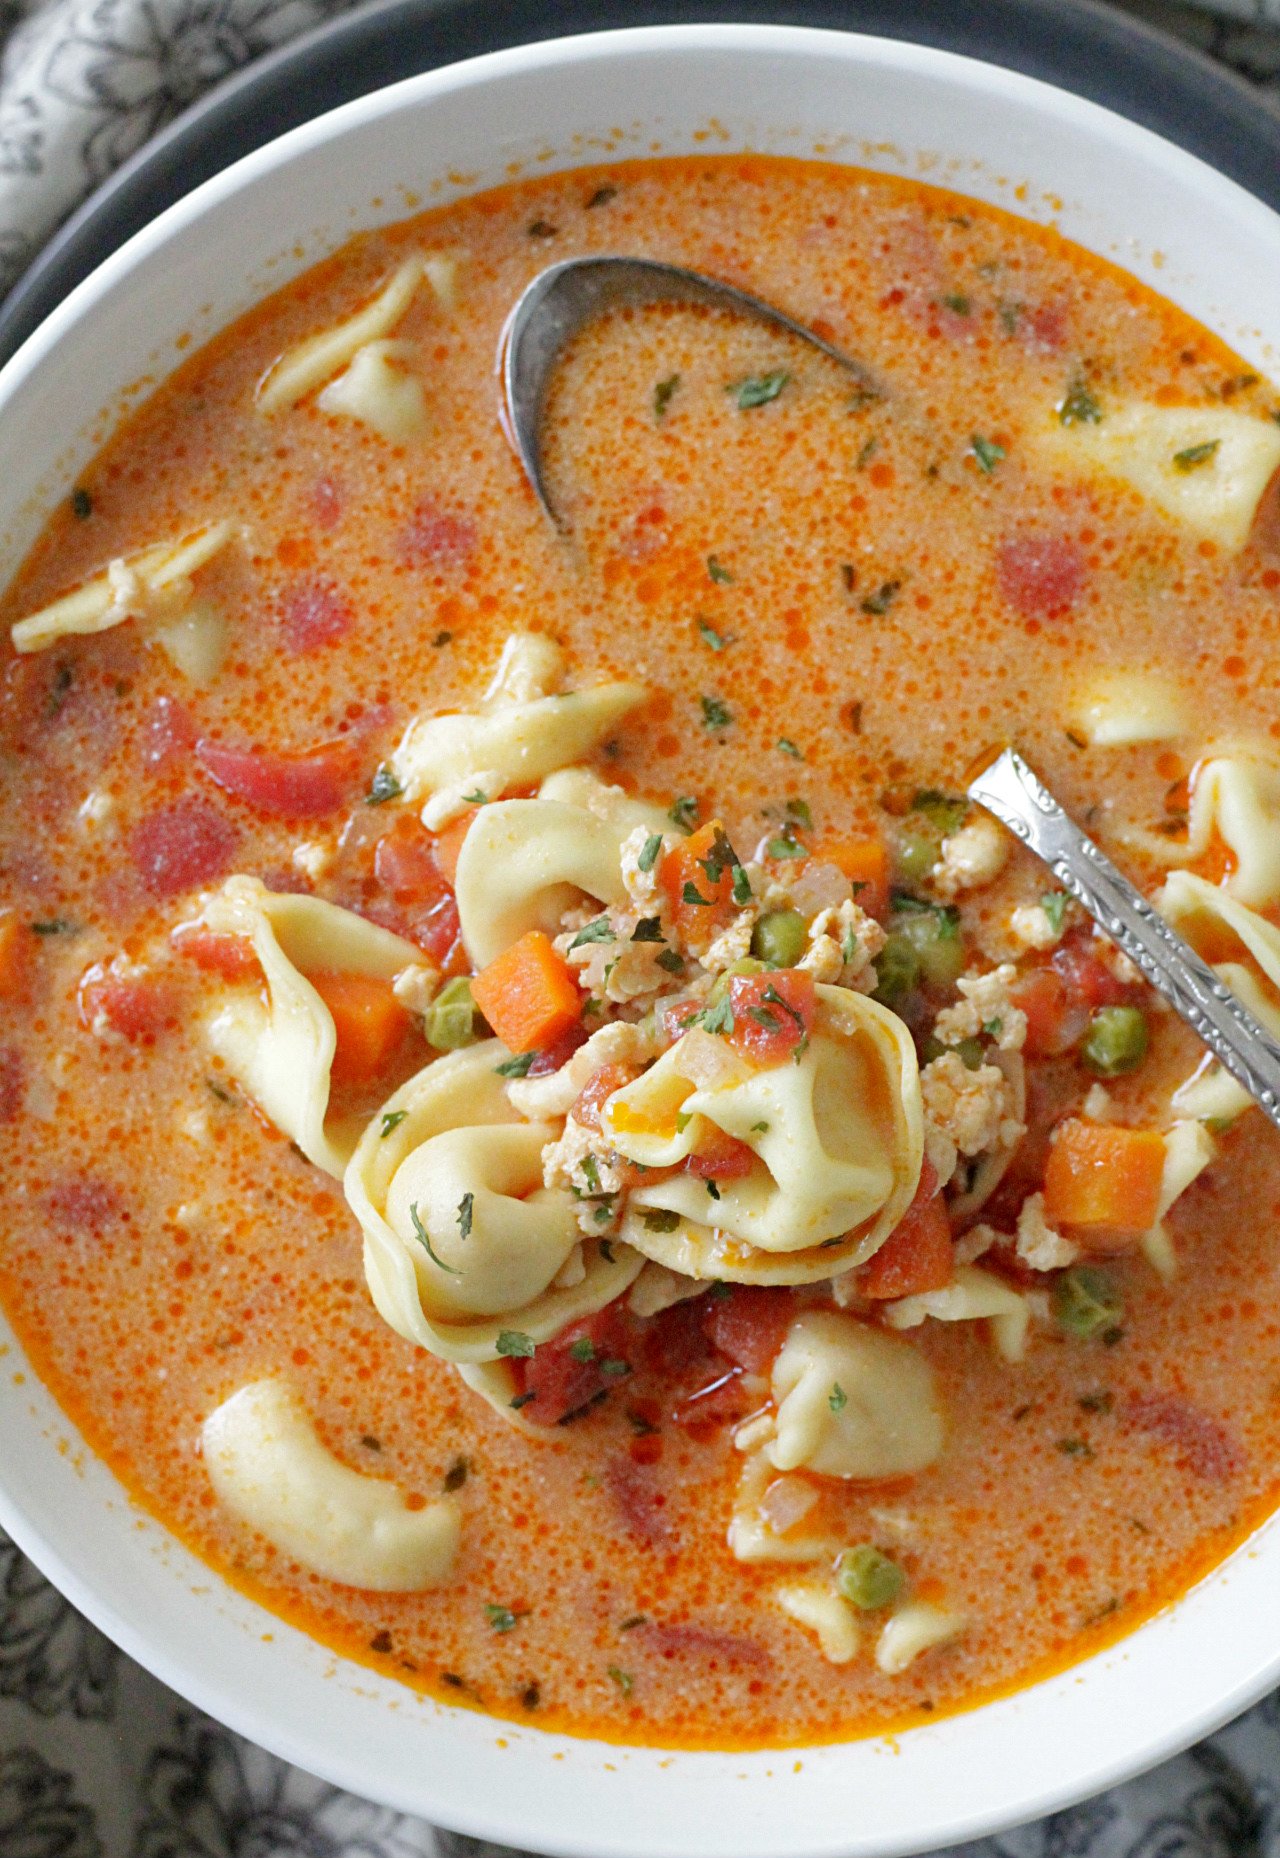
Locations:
1158;868;1280;1123
454;777;669;971
881;1264;1031;1363
11;521;235;654
1042;401;1280;551
1141;1119;1219;1280
202;1378;459;1591
1181;754;1280;908
610;986;923;1284
875;1600;966;1675
317;339;429;441
256;253;429;414
767;1311;944;1481
1068;669;1189;747
345;1041;643;1362
197;875;422;1176
774;1580;860;1664
391;631;648;830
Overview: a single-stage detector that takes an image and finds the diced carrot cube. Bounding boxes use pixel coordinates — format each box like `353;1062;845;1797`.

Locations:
469;930;582;1055
658;820;740;937
860;1159;953;1298
820;837;890;918
0;910;27;997
1042;1118;1165;1240
309;970;412;1083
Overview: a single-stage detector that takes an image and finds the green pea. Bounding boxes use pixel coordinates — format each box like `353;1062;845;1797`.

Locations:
707;957;770;1006
1053;1266;1124;1342
425;976;479;1051
1082;1005;1149;1077
923;1033;984;1071
873;932;921;1006
751;909;808;967
894;828;940;885
894;906;964;988
836;1544;906;1611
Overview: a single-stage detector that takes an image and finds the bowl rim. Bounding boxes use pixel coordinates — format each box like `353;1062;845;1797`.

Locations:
3;21;1280;1856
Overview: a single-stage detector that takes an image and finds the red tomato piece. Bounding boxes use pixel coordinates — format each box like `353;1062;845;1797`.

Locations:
1008;966;1090;1058
130;797;237;897
374;814;450;905
1052;936;1131;1010
1023;301;1069;351
46;1176;125;1235
526;1021;590;1077
860;1161;953;1299
1126;1393;1240;1483
996;533;1085;618
139;694;196;770
702;1285;795;1375
517;1301;633;1426
310;475;344;531
603;1456;672;1548
195;736;359;818
171;926;260;981
640;1296;717;1383
278;577;353;654
0;1047;24;1122
685;1124;756;1180
725;969;816;1065
638;1618;769;1666
571;1063;642;1132
406;893;463;970
401;499;477;568
78;962;178;1042
671;1365;750;1430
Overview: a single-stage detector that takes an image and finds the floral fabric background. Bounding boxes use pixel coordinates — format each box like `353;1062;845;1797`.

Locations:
4;0;1280;1851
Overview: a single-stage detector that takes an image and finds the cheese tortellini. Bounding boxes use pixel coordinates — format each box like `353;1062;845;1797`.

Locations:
202;1378;460;1591
11;520;236;654
196;875;424;1176
1158;869;1280;1123
1180;754;1280;908
609;985;923;1284
345;1041;643;1361
767;1311;944;1480
882;1264;1031;1362
1043;400;1280;551
257;253;429;414
392;632;648;830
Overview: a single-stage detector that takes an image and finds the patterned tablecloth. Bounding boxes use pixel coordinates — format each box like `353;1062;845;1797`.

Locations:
4;0;1280;1852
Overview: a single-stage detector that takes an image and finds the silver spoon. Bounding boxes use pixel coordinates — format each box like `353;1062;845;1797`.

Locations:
499;256;886;527
969;747;1280;1130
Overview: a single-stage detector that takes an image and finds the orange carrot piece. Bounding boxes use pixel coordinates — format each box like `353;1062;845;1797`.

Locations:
432;808;477;888
0;910;26;998
1042;1118;1165;1239
309;971;412;1083
658;819;739;936
861;1159;952;1298
470;930;582;1055
820;837;890;918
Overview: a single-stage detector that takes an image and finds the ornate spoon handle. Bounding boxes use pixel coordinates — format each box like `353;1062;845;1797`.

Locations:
967;747;1280;1130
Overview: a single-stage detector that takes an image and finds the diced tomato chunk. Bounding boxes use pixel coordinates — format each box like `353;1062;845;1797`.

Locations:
641;1295;718;1382
46;1176;124;1235
526;1021;590;1076
171;925;260;981
308;971;412;1083
671;1366;750;1429
685;1124;756;1180
517;1301;633;1426
604;1455;671;1547
572;1063;642;1131
278;576;353;654
658;821;742;938
1008;966;1089;1058
78;961;178;1042
1051;936;1131;1010
196;736;359;818
407;893;464;972
1024;301;1069;351
1126;1392;1239;1482
402;499;477;568
130;797;237;896
431;809;476;888
702;1285;795;1374
374;814;450;905
139;694;196;770
996;533;1085;618
725;969;816;1065
0;1048;24;1123
860;1160;952;1299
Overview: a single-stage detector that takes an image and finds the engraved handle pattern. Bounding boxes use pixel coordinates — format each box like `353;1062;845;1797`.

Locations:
967;748;1280;1128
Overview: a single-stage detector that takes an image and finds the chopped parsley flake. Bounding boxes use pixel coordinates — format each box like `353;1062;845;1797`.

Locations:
669;795;700;833
1172;438;1220;471
732;863;752;906
941;292;971;315
829;1383;848;1412
700;694;732;731
642;1208;681;1233
655;948;685;973
730;369;790;410
486;1603;523;1633
607;1665;635;1697
432;629;453;648
697;617;732;652
697;995;735;1037
600;1357;631;1378
707;555;733;584
1057;1437;1095;1460
457;1192;474;1242
855;435;878;470
570;917;615;950
495;1052;537;1077
706;1179;721;1201
29;918;78;936
569;1336;597;1363
767;831;806;860
586;184;617;208
409;1201;459;1275
496;1330;536;1358
71;487;93;519
860;580;901;617
527;219;557;238
777;737;803;759
1041;891;1069;935
1059;374;1102;426
365;764;402;805
461;789;488;806
638;833;663;873
654;373;681;420
971;434;1006;474
631;917;664;943
510;1390;537;1409
581;1155;602;1196
682;880;712;908
443;1455;470;1492
751;1120;770;1133
379;1109;408;1138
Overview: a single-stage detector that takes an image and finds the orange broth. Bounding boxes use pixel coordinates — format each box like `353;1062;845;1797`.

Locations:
1;153;1280;1747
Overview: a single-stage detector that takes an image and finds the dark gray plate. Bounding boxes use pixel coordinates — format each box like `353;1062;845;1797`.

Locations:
3;0;1280;367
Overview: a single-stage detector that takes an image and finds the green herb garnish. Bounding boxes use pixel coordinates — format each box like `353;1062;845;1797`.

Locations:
1172;438;1221;471
380;1109;408;1138
700;694;732;731
654;373;681;420
731;370;790;410
971;434;1006;474
570;917;615;950
365;765;402;805
707;555;733;584
495;1052;537;1077
410;1202;459;1275
496;1330;536;1358
860;580;901;616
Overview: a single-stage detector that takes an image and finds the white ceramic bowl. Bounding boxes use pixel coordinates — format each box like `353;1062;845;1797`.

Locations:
3;24;1280;1857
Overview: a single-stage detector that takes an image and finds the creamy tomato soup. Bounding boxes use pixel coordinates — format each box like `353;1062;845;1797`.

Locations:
4;155;1280;1750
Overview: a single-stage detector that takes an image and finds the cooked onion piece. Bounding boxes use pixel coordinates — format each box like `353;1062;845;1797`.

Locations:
202;1378;459;1591
346;1041;643;1362
195;875;422;1175
10;521;236;654
610;985;922;1283
391;631;648;829
767;1311;944;1480
1042;401;1280;551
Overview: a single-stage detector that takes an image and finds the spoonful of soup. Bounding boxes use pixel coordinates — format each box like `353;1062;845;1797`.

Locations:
969;748;1280;1132
499;256;886;527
